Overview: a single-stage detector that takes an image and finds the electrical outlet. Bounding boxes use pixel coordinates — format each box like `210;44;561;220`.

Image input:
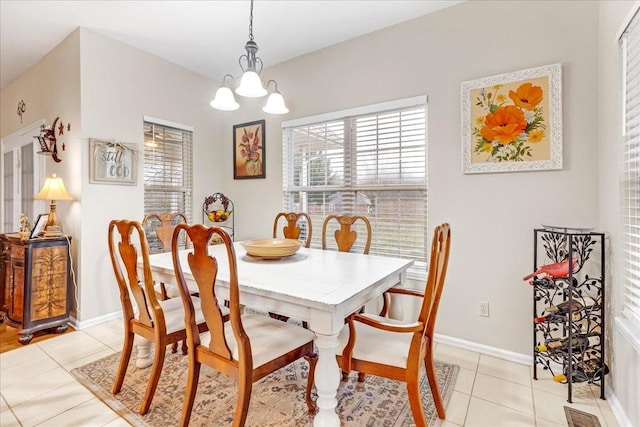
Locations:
478;301;490;317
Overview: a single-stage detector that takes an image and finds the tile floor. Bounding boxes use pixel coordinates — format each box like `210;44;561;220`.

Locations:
0;319;619;427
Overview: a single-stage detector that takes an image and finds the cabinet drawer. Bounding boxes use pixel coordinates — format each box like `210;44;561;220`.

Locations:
10;244;24;258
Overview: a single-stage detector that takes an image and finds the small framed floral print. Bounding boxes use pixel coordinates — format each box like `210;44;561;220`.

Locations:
233;120;266;179
461;63;562;174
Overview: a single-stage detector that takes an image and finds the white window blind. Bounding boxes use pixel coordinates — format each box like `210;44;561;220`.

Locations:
143;121;193;252
622;9;640;333
283;98;428;268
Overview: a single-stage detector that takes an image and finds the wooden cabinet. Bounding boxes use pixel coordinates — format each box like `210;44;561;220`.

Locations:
0;234;71;344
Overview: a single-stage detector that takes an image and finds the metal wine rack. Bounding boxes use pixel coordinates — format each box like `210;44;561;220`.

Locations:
531;227;606;403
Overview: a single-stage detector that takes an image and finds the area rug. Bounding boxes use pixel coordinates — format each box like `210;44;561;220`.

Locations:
71;349;459;426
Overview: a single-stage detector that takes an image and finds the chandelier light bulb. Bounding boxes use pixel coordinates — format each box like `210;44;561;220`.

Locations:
211;86;240;111
263;91;289;114
236;71;267;97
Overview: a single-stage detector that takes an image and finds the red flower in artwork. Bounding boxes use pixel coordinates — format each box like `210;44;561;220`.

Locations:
239;126;262;161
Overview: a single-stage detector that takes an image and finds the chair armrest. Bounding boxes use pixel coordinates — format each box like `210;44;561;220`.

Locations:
351;313;423;333
340;313;423;373
385;287;424;298
378;287;425;316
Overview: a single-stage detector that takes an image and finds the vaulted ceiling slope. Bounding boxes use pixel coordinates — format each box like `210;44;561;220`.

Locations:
0;0;464;89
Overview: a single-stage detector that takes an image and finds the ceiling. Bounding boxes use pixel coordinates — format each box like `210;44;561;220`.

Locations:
0;0;464;90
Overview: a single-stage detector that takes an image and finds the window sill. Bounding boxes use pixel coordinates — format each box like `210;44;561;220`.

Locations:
406;266;428;284
615;317;640;355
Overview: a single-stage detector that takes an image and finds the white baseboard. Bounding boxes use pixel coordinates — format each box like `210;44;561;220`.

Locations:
605;388;634;427
434;333;532;366
72;311;122;330
434;333;635;427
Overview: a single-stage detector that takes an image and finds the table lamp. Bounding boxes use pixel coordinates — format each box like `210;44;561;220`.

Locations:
34;173;73;237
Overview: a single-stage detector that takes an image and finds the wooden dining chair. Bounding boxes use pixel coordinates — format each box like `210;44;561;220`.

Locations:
272;212;313;248
269;212;313;324
336;223;451;426
322;213;373;320
321;214;372;254
107;219;211;415
171;223;318;426
142;212;188;300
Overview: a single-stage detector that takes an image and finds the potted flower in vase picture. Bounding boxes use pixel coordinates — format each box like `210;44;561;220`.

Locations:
233;119;266;179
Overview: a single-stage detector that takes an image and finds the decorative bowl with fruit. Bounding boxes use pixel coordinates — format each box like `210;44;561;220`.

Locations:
207;210;231;222
203;193;233;223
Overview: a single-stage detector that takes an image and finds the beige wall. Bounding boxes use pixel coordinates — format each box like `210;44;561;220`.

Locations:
1;28;223;324
0;30;82;316
76;29;223;323
223;0;601;355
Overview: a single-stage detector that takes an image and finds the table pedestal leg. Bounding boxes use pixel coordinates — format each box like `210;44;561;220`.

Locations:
135;337;153;369
313;333;341;427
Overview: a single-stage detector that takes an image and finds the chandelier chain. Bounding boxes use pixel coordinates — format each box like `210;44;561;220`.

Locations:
248;0;254;41
211;0;288;113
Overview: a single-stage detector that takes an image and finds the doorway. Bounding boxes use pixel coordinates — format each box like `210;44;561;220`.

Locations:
1;120;45;233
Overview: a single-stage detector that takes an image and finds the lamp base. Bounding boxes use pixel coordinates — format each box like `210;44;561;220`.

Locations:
43;225;63;237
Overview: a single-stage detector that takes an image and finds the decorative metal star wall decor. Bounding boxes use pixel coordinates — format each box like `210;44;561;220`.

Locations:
36;117;71;163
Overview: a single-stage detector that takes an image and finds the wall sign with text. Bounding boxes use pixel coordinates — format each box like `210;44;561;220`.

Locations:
89;139;138;185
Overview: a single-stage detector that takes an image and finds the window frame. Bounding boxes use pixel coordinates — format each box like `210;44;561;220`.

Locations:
142;117;193;253
617;4;640;352
282;96;428;275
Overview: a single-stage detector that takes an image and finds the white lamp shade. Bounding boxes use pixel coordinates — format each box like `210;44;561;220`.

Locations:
34;174;73;201
262;91;289;114
235;71;267;97
210;86;240;111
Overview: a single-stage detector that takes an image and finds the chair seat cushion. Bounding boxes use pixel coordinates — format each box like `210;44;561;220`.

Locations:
337;313;414;368
159;296;227;334
201;314;315;368
162;284;182;299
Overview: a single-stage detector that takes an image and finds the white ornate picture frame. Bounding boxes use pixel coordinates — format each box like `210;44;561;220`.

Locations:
461;63;562;174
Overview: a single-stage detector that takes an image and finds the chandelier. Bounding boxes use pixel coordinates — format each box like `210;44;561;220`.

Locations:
210;0;288;114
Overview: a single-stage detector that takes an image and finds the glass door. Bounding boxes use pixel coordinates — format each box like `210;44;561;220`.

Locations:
1;121;45;233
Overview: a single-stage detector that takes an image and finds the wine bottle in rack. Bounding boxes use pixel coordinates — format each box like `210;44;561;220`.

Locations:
536;334;600;352
534;311;581;324
530;277;576;289
538;297;597;319
544;299;583;314
552;359;610;383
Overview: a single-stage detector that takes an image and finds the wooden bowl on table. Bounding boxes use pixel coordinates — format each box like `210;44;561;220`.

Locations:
239;238;303;260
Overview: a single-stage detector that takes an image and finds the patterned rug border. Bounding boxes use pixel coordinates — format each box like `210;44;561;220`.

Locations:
71;357;147;426
71;350;459;426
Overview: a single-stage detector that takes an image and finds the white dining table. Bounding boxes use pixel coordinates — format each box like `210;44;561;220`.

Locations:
144;242;413;427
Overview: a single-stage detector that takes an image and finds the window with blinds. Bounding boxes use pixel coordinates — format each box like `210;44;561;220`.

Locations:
282;97;428;269
143;121;193;252
621;9;640;333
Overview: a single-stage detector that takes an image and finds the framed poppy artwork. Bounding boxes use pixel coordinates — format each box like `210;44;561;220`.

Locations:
233;119;266;179
461;63;562;174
